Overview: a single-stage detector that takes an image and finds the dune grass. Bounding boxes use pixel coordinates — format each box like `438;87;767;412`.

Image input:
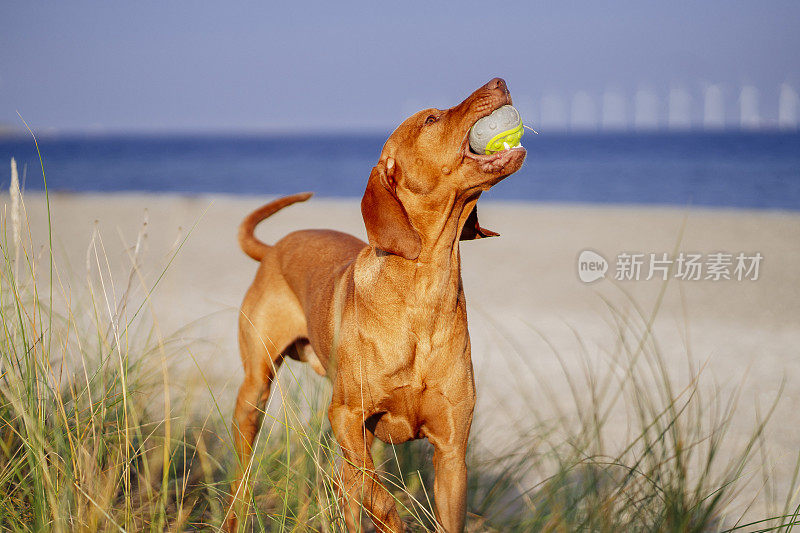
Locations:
1;156;799;531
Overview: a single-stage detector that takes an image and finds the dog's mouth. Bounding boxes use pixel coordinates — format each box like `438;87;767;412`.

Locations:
462;97;526;173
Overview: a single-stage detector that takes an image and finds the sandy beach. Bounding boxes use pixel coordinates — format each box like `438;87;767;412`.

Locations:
8;191;800;516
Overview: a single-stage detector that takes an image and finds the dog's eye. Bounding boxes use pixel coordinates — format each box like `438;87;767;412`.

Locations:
424;114;438;125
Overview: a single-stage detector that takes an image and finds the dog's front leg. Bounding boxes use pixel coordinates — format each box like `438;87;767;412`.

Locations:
430;441;469;532
329;404;404;533
423;396;474;533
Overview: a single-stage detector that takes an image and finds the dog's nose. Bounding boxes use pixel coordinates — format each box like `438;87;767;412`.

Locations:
485;77;508;93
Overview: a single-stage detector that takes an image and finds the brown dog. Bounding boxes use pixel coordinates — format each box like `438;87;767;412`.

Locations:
228;78;525;532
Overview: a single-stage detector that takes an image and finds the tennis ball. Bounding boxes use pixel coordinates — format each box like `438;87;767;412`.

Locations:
468;105;524;155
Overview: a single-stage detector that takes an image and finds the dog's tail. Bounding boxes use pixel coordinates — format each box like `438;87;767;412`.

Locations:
238;192;314;261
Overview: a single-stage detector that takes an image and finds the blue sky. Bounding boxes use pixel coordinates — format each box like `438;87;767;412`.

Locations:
1;1;798;132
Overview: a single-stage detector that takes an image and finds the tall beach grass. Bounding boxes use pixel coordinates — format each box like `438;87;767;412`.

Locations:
1;155;799;531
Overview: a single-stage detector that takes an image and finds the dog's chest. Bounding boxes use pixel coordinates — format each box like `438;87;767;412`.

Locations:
365;325;473;409
370;379;470;444
365;310;468;377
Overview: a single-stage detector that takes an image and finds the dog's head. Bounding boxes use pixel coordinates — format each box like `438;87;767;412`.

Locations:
361;78;526;260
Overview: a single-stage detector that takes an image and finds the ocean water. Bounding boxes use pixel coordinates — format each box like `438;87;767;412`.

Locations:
1;132;799;210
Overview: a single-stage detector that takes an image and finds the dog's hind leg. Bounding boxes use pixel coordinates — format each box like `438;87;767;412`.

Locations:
227;260;306;531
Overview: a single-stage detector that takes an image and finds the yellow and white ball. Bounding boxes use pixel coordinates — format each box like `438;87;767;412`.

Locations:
468;105;524;155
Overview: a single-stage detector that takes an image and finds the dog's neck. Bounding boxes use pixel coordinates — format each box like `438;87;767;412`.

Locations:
398;193;476;303
359;191;477;317
416;193;476;263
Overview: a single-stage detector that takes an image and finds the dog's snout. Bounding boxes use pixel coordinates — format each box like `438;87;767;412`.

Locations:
485;77;508;93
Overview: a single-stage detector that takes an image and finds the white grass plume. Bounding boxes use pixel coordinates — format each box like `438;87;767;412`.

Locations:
9;157;21;254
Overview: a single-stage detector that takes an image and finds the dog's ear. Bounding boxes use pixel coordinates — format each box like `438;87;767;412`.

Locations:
460;205;500;240
361;157;422;260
